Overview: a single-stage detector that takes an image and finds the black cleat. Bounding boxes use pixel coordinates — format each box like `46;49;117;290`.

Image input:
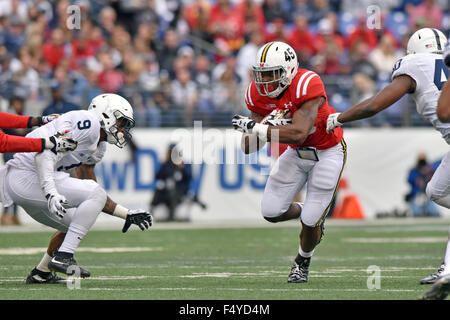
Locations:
287;255;311;283
419;274;450;300
48;251;91;278
420;263;445;284
26;267;67;284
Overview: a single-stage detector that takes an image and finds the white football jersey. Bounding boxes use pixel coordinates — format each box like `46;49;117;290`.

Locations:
7;110;107;172
391;52;450;144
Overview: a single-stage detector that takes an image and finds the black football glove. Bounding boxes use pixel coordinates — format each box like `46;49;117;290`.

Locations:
122;209;153;233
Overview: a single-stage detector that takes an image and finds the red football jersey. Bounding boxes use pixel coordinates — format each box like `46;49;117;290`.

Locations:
244;68;343;150
0;112;44;153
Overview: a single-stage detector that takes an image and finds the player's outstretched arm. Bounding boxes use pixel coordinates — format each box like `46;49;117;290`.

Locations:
437;79;450;123
326;75;415;133
75;164;153;233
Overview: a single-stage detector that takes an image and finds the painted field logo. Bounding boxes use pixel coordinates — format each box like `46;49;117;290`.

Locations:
366;265;381;290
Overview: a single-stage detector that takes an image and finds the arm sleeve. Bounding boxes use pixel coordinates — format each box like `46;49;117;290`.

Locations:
0;112;31;128
0;131;44;153
34;149;63;196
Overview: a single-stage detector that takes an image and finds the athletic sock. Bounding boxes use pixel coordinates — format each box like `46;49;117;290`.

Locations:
36;253;52;272
442;236;450;276
58;223;88;255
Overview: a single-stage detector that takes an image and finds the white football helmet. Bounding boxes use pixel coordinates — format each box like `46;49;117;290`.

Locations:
88;93;135;148
252;41;298;98
406;28;447;55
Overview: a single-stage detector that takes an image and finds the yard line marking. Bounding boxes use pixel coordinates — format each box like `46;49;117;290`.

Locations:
342;237;448;243
0;247;163;255
0;287;425;293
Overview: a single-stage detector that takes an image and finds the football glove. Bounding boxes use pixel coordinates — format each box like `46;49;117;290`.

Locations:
444;43;450;68
262;109;292;126
41;114;60;125
44;132;78;154
122;209;153;233
326;113;343;133
232;115;256;133
46;193;68;220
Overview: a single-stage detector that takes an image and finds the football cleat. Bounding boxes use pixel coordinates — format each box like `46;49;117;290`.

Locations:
419;274;450;300
48;252;91;278
287;256;311;283
25;267;67;284
420;263;445;284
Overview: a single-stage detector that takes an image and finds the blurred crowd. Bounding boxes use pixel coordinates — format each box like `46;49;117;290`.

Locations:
0;0;449;128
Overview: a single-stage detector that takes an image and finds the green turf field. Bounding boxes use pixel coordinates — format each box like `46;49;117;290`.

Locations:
0;219;448;300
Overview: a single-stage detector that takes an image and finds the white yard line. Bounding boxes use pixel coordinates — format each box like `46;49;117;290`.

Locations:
0;247;163;255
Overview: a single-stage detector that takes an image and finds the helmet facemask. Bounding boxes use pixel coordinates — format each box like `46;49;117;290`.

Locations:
103;109;135;148
252;65;288;98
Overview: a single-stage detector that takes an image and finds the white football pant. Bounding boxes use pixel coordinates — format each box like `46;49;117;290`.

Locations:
261;140;346;227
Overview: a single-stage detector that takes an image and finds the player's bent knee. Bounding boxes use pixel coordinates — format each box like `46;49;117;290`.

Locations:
426;183;443;202
261;204;285;222
91;185;107;206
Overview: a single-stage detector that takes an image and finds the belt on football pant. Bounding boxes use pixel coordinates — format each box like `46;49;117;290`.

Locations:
295;147;319;161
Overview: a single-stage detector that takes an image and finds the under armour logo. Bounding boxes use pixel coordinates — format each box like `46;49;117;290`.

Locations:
284;102;293;108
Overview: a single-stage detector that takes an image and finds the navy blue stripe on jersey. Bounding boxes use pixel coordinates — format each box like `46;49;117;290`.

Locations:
431;29;442;51
57;162;82;172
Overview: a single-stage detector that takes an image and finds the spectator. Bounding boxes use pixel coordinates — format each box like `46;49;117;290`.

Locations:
96;51;124;93
212;54;242;124
170;68;198;126
264;18;290;44
306;0;331;25
236;31;264;85
193;54;214;125
409;0;443;29
4;15;26;55
349;40;378;82
369;34;403;77
235;0;266;36
99;6;117;40
208;0;246;55
183;0;211;42
262;0;290;24
150;143;193;222
41;28;67;69
10;46;40;99
41;81;79;116
346;17;378;50
288;14;318;64
405;153;441;217
156;28;180;78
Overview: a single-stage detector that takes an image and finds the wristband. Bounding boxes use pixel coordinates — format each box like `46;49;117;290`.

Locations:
252;123;268;142
113;204;129;219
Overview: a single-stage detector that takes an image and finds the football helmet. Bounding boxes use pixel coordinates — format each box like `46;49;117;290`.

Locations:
406;28;447;55
252;41;298;98
88;93;135;148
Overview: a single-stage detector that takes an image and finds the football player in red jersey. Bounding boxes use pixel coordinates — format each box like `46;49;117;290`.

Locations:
0;112;76;154
232;41;346;283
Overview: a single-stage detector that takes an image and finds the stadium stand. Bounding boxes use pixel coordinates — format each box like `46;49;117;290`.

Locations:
0;0;448;128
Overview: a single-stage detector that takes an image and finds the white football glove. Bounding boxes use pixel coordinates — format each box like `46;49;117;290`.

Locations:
262;109;292;126
444;43;450;68
232;115;256;133
46;193;68;220
326;112;343;133
41;114;60;125
44;132;78;154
